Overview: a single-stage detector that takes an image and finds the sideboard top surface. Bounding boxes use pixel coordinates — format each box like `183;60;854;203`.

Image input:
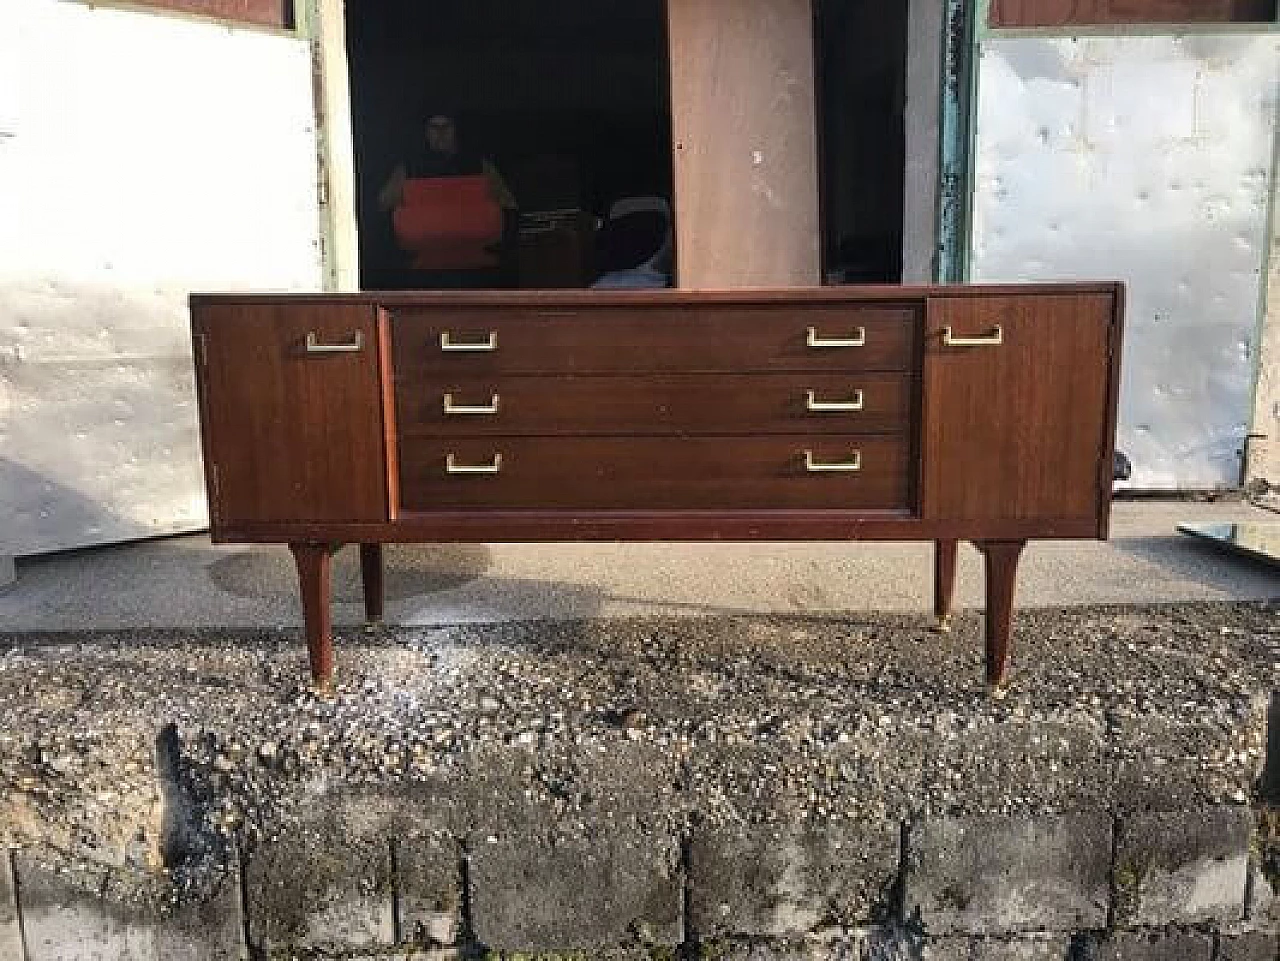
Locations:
189;283;1125;309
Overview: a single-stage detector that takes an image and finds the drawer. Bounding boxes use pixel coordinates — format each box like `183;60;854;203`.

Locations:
398;435;910;511
391;303;918;375
397;373;913;437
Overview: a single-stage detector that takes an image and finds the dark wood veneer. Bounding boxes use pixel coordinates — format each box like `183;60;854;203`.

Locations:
190;285;1124;690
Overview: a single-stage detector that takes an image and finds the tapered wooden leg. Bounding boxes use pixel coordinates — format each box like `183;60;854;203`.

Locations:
360;543;384;623
290;542;342;692
974;540;1026;690
933;539;959;632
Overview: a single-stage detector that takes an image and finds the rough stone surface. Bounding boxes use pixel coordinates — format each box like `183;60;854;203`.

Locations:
469;819;682;951
906;814;1111;935
244;795;394;952
923;936;1072;960
1113;807;1252;925
1219;931;1279;961
397;830;462;947
689;822;902;937
1095;930;1214;961
1;853;22;961
0;603;1274;952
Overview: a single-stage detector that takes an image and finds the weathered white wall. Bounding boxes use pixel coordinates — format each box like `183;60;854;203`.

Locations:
970;35;1278;490
1247;133;1279;488
0;0;322;556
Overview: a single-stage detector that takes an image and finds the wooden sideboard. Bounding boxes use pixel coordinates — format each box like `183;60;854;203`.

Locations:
189;286;1124;690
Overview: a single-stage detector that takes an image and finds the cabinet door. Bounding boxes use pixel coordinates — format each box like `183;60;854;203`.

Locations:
192;302;391;528
920;292;1120;528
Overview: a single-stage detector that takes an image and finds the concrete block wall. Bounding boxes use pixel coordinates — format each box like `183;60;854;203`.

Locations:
5;805;1277;960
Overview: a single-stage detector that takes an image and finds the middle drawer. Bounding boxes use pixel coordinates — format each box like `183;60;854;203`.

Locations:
396;373;912;437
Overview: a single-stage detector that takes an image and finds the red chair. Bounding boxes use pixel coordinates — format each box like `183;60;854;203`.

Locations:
392;175;505;271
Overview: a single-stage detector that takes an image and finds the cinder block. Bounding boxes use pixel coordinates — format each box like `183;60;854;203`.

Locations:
1096;930;1213;961
16;859;150;961
717;937;869;960
15;855;244;961
1113;807;1252;925
155;871;246;961
397;830;463;946
468;821;682;951
1218;931;1279;961
245;801;395;952
1;854;22;961
924;935;1072;960
906;814;1111;935
689;822;902;937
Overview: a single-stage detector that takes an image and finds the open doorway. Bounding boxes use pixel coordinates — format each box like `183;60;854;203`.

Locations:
344;0;675;291
815;0;908;284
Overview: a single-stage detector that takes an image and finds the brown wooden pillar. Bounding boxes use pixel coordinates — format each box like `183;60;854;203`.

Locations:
667;0;821;288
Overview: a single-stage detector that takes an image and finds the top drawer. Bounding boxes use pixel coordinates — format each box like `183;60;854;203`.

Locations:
390;303;919;375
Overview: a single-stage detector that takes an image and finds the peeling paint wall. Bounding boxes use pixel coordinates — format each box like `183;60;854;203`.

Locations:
970;35;1277;490
0;0;322;556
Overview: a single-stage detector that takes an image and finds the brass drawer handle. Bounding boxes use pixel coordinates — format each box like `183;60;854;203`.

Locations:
804;450;861;472
446;453;502;475
807;326;866;349
942;325;1003;347
440;330;498;352
443;393;501;415
304;331;363;354
805;389;864;413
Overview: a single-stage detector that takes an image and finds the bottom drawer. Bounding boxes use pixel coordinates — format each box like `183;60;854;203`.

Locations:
399;436;910;511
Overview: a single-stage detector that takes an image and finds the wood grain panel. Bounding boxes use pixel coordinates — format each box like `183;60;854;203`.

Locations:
668;0;821;288
397;373;914;437
990;0;1275;26
128;0;292;28
920;293;1118;524
391;304;918;375
399;436;909;511
191;302;388;526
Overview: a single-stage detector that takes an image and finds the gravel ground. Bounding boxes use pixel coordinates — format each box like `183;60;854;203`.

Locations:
1;601;1276;910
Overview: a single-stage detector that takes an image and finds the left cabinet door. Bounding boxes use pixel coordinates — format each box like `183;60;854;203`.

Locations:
191;302;391;528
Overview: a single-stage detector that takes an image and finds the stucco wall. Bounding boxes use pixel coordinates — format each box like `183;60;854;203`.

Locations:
969;34;1278;490
0;0;322;557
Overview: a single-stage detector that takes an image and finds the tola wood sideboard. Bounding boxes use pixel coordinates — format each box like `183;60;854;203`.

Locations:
188;285;1124;690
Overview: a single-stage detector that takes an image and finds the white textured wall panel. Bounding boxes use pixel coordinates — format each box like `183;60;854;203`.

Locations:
970;35;1278;490
0;0;322;556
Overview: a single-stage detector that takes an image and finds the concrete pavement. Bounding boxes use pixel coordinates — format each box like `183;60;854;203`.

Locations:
0;500;1275;632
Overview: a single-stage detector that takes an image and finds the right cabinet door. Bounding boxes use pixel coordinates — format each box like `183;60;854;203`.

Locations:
920;291;1121;529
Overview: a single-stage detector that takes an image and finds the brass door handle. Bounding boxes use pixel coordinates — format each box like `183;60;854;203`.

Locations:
807;326;866;349
304;331;363;354
942;325;1003;347
440;331;498;352
445;453;502;475
443;393;501;415
805;389;865;412
804;450;862;472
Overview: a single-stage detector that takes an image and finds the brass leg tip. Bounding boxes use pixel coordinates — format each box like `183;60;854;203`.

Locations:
986;680;1009;700
932;614;953;634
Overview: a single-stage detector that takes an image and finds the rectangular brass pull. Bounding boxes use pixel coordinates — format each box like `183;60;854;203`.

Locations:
805;389;864;413
443;393;501;415
445;453;502;475
806;326;866;349
942;325;1003;347
304;330;363;354
440;330;498;352
804;450;862;472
